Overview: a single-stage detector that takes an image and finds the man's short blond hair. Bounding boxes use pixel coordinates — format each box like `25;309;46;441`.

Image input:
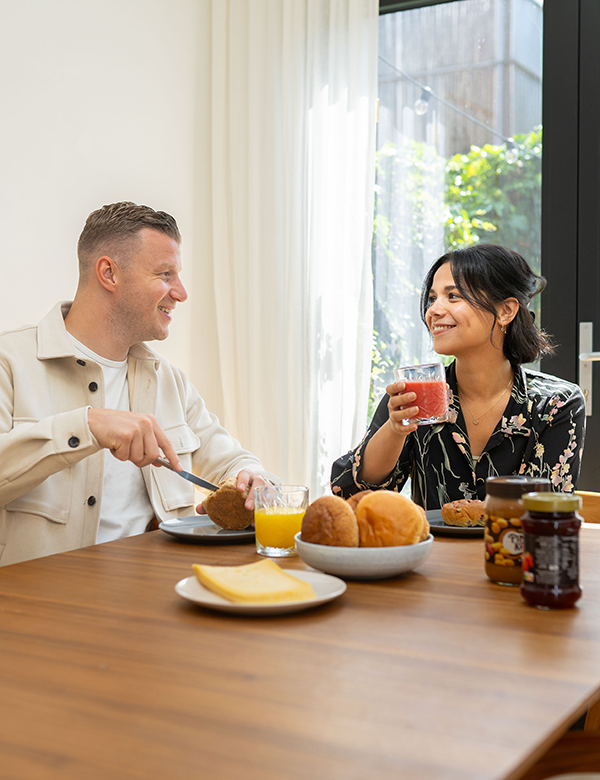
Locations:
77;202;181;276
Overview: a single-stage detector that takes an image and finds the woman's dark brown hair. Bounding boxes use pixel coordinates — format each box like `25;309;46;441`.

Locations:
420;243;555;367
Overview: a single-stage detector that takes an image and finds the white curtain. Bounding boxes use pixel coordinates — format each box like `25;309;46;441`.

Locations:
208;0;378;497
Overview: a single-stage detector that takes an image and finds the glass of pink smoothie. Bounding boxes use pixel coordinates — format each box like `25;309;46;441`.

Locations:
394;362;449;426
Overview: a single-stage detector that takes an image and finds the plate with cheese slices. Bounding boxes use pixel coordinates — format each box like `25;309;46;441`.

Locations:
175;559;347;616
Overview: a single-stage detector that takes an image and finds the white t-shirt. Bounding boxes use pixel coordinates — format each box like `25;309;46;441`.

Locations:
68;335;154;543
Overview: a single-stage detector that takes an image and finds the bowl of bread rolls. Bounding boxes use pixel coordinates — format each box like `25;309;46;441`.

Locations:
294;491;433;579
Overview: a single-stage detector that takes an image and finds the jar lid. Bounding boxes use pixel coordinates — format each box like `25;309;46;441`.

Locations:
485;476;552;499
522;492;582;512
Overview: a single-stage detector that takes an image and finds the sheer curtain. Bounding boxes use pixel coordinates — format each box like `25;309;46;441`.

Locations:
204;0;378;497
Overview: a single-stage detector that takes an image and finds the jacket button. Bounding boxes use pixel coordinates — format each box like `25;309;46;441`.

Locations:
87;496;97;506
77;359;86;366
68;436;80;448
88;382;98;392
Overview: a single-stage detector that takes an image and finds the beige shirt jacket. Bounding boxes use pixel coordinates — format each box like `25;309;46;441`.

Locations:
0;302;266;566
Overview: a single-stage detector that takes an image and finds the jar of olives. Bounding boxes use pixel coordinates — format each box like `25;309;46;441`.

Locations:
484;476;551;586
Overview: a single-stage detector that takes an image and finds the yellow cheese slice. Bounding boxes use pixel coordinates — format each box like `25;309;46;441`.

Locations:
192;559;316;604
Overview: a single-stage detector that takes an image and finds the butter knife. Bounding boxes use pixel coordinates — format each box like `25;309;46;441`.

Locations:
154;457;219;492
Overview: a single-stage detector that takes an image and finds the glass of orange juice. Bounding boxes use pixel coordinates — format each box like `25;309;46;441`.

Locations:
254;485;309;557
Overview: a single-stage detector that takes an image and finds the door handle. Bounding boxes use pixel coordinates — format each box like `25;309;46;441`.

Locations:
579;322;594;415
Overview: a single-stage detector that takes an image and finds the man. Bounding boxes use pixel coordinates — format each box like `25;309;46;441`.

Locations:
0;202;271;566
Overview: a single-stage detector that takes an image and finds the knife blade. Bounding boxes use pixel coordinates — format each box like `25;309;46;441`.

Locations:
154;457;220;492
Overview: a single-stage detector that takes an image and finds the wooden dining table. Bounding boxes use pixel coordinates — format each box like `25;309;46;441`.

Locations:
1;523;600;780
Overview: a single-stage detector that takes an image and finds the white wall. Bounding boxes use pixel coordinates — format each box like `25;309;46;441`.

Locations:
0;0;210;376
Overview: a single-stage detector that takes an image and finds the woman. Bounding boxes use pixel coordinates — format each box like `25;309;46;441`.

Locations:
331;244;586;508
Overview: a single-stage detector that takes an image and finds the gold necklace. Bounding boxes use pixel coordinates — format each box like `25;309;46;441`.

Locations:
458;375;513;425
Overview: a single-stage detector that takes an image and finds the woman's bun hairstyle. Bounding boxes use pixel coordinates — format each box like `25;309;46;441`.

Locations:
420;244;555;367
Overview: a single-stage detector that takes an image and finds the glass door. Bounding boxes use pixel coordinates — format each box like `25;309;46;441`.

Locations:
376;0;600;489
372;0;544;416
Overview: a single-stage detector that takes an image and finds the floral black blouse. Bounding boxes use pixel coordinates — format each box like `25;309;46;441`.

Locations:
331;361;586;509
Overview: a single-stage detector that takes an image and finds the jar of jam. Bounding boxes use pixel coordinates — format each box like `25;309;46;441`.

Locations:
484;476;551;586
520;492;582;609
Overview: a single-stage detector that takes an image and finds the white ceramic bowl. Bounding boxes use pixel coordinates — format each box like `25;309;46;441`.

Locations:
294;532;434;580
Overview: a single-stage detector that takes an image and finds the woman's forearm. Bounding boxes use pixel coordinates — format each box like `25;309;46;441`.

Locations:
358;421;409;485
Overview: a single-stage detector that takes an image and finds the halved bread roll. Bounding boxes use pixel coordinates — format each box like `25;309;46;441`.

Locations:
441;499;486;527
203;477;254;529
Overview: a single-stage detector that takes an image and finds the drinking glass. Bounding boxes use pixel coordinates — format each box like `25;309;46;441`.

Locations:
394;362;449;426
254;485;309;557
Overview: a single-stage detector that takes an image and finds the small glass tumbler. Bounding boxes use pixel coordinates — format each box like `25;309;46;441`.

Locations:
253;485;309;557
394;362;449;426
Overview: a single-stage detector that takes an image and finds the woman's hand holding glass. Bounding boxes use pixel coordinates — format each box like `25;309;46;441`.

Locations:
386;381;419;437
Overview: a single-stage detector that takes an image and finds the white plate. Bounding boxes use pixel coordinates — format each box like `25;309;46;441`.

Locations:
175;569;347;616
295;532;433;579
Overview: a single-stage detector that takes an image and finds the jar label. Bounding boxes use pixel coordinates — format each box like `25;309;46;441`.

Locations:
485;515;524;568
523;533;579;587
500;529;524;556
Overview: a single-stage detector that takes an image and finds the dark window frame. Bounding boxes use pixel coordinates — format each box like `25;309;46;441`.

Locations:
539;0;580;382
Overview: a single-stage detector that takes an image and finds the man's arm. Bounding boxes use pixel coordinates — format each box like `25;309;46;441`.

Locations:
87;408;182;469
0;406;184;508
0;406;100;506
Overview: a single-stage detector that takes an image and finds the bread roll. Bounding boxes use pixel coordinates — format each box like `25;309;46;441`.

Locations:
301;496;359;547
356;491;426;547
203;477;254;530
346;490;373;513
441;499;486;527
